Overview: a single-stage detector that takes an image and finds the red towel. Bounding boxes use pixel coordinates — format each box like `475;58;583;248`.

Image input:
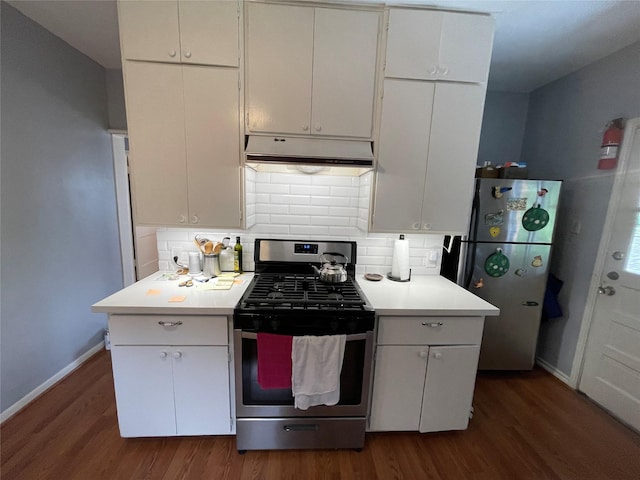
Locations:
257;333;293;389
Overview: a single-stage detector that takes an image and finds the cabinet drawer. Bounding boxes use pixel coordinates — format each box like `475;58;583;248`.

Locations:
377;316;483;345
109;315;228;346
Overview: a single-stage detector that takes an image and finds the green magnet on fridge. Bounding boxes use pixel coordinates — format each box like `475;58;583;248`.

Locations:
484;249;510;277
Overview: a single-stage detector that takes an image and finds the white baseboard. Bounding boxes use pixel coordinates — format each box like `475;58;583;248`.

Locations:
536;356;576;388
1;341;105;423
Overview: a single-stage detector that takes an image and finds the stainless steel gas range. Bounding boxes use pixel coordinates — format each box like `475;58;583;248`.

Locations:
233;239;374;452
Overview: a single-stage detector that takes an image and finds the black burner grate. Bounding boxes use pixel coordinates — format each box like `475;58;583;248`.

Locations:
241;273;366;310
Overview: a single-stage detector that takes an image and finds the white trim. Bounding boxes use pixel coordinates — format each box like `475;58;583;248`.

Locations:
570;118;640;389
112;134;136;287
536;356;574;387
0;342;105;423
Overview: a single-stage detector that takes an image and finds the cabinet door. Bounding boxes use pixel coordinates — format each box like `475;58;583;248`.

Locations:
245;3;313;134
369;345;428;431
439;13;494;83
420;345;480;432
372;79;434;232
385;9;441;80
420;83;486;233
178;0;239;66
183;67;241;228
111;346;176;437
118;0;181;63
173;347;231;435
312;8;379;138
385;9;493;84
124;62;189;225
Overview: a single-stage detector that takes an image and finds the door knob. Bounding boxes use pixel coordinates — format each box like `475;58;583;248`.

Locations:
597;285;616;296
612;251;625;260
419;351;428;359
173;351;183;359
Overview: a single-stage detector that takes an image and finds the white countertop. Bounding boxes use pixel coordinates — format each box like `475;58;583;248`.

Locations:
355;274;499;316
92;272;254;315
93;271;497;318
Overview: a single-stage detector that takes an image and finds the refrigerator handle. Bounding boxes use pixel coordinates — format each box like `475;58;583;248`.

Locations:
463;181;481;289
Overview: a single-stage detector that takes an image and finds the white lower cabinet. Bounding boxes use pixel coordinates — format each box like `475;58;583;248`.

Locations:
108;315;231;437
369;316;483;432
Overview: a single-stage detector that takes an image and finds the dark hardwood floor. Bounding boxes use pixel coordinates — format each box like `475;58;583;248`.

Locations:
2;350;639;479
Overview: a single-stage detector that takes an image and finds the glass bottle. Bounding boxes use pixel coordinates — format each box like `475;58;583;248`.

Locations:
233;236;243;273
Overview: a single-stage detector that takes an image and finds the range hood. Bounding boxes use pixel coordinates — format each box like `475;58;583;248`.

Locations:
245;135;374;168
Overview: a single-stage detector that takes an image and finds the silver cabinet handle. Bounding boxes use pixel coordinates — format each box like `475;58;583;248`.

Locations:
158;321;183;327
421;321;443;327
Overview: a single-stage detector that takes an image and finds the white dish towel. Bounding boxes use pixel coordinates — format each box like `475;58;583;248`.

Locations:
291;334;346;410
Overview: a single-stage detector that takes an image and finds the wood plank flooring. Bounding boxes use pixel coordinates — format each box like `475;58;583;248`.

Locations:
2;350;639;479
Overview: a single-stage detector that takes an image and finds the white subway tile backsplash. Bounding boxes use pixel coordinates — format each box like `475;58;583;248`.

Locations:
310;216;350;226
155;171;447;276
289;205;329;215
255;203;289;214
255;183;290;194
311;175;354;186
290;185;332;196
270;194;311;205
270;214;311;225
290;225;331;236
328;206;359;217
330;186;359;197
311;196;352;207
270;173;312;185
255;193;270;203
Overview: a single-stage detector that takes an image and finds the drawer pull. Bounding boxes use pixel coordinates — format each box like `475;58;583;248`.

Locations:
422;322;443;327
158;321;183;327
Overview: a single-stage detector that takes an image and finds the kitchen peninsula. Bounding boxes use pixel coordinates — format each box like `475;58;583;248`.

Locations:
92;271;498;439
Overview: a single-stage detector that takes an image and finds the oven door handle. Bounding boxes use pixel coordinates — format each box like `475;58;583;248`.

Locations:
239;331;369;341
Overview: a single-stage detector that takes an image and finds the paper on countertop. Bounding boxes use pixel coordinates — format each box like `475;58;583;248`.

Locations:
168;295;186;303
146;289;161;296
196;277;235;291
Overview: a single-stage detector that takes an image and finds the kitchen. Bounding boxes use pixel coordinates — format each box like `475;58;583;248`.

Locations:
2;0;640;478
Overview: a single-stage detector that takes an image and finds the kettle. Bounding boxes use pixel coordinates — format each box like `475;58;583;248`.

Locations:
312;252;349;283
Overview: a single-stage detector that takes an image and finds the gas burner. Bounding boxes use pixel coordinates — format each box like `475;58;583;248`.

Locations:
327;292;344;302
267;291;284;300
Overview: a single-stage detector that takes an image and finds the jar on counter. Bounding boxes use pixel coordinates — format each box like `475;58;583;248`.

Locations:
219;246;235;272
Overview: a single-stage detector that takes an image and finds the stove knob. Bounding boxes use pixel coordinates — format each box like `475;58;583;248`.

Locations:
270;319;280;331
252;319;261;330
330;321;339;332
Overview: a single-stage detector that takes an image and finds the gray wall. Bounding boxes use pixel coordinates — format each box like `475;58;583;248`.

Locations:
0;3;124;412
522;41;640;376
477;91;530;166
106;68;127;131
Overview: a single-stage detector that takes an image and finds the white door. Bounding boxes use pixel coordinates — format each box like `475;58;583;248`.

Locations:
369;345;427;431
579;118;640;431
372;79;434;232
311;8;379;138
173;347;231;435
178;0;239;66
183;66;241;228
124;61;188;225
110;346;176;437
419;345;480;432
245;2;313;134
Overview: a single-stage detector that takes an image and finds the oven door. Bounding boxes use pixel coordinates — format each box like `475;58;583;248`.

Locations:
234;329;373;418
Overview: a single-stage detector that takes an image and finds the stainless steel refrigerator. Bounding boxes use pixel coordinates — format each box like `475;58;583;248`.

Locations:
459;178;562;370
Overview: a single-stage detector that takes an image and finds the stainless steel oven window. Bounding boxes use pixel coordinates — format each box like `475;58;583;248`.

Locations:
234;330;373;418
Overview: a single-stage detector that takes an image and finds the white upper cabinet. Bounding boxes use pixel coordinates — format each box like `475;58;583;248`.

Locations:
246;2;380;138
372;79;485;234
125;62;241;228
118;0;239;66
385;8;494;83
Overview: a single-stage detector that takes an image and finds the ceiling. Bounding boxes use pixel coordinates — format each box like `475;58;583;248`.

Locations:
7;0;640;92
